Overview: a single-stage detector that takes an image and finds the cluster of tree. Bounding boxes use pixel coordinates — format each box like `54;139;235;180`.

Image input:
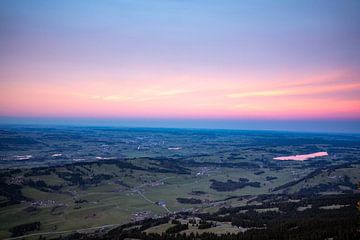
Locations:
304;159;332;168
266;149;292;154
138;217;170;232
9;221;40;237
61;214;360;240
24;167;53;177
148;158;191;174
259;159;283;171
206;194;359;229
274;163;358;194
198;220;215;229
265;176;277;181
288;174;356;196
299;192;359;208
176;198;202;204
297;182;341;195
25;179;62;192
210;178;260;192
171;219;181;224
55;193;360;240
50;205;65;215
106;217;170;236
0;180;29;207
165;223;188;234
227;154;245;161
114;179;130;188
189;190;206;196
1;135;40;148
74;199;88;204
56;172;113;186
186;161;260;170
23;206;39;214
205;193;360;220
0;170;18;186
273;168;323;192
79;157;190;175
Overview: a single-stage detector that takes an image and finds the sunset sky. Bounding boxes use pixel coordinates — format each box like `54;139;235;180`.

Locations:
1;0;359;132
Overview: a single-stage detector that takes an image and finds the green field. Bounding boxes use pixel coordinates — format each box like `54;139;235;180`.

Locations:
0;127;359;239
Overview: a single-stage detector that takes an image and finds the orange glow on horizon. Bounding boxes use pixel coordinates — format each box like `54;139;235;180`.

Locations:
1;69;359;120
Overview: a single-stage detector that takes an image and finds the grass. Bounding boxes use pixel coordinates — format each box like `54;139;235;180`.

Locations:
0;159;358;239
0;164;299;238
182;221;240;235
144;223;175;234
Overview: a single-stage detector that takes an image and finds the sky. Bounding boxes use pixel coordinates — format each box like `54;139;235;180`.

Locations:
0;0;360;132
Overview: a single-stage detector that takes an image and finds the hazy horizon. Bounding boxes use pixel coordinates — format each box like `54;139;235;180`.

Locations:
1;117;359;134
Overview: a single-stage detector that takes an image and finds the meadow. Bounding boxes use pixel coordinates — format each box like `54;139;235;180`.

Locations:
0;126;359;239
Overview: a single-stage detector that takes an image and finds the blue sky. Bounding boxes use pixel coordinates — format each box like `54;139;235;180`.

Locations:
0;0;359;132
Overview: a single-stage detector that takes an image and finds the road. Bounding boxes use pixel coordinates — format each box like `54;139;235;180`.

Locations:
133;176;173;213
6;177;174;239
